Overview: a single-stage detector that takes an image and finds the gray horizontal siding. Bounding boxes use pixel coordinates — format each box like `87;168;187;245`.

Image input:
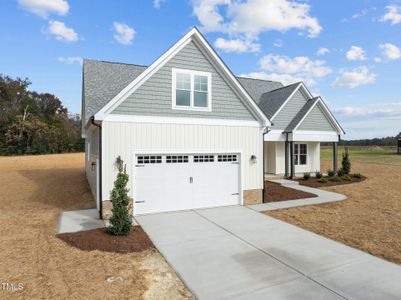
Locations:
298;103;337;131
112;41;256;120
271;90;306;129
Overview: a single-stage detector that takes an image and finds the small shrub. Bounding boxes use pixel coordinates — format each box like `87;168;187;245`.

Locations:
303;172;311;180
318;178;328;183
315;171;323;179
107;156;133;236
329;176;341;182
336;168;344;177
327;169;335;177
341;147;351;174
353;173;362;179
341;175;352;181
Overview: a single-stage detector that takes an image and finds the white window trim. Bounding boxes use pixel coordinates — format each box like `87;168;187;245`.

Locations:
172;68;212;112
294;143;308;166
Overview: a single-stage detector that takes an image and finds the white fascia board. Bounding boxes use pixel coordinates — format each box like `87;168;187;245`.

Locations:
94;29;196;120
191;30;270;127
290;131;339;142
103;114;261;127
264;129;287;141
318;98;346;134
95;27;270;127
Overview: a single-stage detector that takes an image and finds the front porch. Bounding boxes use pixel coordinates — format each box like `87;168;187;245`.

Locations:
264;132;340;179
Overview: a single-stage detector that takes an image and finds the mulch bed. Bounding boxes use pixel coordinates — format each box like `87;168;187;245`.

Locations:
264;180;318;203
57;226;155;253
296;176;366;188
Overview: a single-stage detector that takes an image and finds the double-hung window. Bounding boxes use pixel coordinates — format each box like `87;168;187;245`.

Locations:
172;68;211;111
294;144;307;165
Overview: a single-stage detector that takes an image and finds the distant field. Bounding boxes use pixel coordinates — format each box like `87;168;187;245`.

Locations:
321;145;401;166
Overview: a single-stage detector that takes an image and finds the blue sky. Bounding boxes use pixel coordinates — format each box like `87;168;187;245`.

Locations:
1;0;401;139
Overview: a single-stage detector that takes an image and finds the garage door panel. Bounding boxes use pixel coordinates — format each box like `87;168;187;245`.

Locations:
134;154;240;215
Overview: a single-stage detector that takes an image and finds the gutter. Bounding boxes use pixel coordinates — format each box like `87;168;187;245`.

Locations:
91;116;103;219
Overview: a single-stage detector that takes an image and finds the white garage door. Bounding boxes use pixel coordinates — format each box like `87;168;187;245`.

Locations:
134;153;240;215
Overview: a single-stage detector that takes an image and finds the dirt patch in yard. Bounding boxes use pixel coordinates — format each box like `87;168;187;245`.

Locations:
264;181;317;202
266;159;401;265
58;227;155;253
0;154;192;300
296;175;366;188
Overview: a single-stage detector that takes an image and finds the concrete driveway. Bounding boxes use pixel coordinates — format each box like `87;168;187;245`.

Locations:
137;206;401;300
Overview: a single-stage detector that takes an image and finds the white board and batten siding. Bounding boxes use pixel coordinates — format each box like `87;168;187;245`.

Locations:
101;120;264;211
264;141;320;175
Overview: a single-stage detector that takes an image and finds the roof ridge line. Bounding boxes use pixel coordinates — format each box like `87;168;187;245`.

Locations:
84;58;149;68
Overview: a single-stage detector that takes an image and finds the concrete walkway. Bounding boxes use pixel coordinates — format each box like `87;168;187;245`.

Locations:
57;209;104;234
137;206;401;300
250;179;346;211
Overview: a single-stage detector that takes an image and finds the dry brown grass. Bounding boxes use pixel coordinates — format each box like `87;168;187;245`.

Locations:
0;153;192;300
267;156;401;265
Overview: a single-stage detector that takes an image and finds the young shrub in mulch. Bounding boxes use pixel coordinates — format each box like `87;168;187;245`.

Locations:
353;173;363;179
341;175;352;181
303;172;311;180
329;176;341;182
318;178;328;183
341;147;351;174
315;171;323;179
108;156;132;236
336;168;345;177
327;169;335;177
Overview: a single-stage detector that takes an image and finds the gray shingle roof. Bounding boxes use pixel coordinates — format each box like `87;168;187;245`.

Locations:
81;60;303;128
236;77;284;106
257;82;300;119
284;97;320;132
82;59;147;126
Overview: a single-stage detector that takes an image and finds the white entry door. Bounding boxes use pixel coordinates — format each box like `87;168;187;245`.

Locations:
134;153;240;215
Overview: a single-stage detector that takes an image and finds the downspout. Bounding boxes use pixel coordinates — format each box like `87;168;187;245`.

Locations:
91;116;103;219
262;126;270;203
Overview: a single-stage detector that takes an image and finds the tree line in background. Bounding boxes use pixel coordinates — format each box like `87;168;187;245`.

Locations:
0;75;83;155
339;133;401;147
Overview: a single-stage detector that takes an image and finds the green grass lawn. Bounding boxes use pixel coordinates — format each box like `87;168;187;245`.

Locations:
321;146;401;166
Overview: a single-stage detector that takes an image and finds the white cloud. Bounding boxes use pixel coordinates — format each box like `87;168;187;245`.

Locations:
259;54;332;78
192;0;322;39
239;72;315;86
57;56;82;65
113;22;135;45
381;5;401;25
333;102;401;139
153;0;165;9
332;66;376;88
346;46;366;61
214;37;260;53
379;43;401;60
46;20;78;42
273;39;283;48
18;0;69;18
317;47;329;56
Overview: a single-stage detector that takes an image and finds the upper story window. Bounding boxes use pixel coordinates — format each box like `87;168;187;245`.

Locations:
172;68;211;111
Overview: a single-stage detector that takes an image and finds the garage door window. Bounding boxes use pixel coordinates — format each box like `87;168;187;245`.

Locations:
218;154;238;162
194;155;214;162
166;155;189;163
137;156;162;164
